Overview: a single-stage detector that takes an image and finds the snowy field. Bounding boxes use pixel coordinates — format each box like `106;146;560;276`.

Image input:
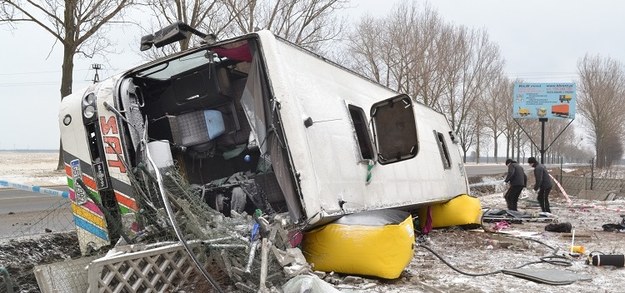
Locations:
1;151;625;292
0;150;66;187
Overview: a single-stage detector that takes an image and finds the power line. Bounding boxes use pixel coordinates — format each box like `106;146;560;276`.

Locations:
0;69;91;76
506;71;578;75
0;82;59;87
0;65;116;87
0;80;94;88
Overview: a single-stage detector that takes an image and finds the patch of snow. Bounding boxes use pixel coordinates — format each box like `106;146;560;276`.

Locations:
0;151;66;187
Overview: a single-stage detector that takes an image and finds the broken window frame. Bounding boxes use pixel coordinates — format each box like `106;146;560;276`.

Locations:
346;104;375;161
369;94;419;165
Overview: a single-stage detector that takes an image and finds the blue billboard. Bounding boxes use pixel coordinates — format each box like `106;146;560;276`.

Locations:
512;83;576;119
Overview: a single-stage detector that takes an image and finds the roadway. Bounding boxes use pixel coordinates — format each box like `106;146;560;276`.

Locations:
465;164;506;177
0;186;73;238
464;164;537;177
0;186;69;214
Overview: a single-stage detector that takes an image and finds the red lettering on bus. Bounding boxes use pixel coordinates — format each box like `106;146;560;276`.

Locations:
100;116;118;135
103;136;122;154
108;159;127;173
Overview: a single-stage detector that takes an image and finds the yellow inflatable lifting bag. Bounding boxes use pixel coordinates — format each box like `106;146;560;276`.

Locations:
302;210;414;279
418;194;482;229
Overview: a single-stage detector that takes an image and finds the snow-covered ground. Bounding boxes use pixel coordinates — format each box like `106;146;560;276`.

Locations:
1;151;624;292
0;151;66;187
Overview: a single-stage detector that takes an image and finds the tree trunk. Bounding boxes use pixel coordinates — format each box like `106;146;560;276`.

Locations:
493;135;498;163
596;145;605;168
57;140;64;170
516;130;520;163
476;130;481;164
510;133;515;159
57;44;75;170
506;136;510;159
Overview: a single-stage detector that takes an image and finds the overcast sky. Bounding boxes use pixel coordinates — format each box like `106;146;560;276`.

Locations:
2;0;624;150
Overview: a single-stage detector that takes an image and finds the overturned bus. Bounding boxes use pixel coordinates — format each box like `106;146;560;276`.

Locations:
59;23;469;257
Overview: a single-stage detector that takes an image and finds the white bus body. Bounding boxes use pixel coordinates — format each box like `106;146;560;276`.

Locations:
59;30;469;252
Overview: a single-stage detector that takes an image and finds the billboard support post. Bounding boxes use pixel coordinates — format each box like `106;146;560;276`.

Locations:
539;118;547;164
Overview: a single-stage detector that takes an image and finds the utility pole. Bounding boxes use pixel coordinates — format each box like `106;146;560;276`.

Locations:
92;64;102;83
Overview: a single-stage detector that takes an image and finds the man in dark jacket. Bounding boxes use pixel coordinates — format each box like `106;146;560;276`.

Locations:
528;157;552;213
504;159;526;211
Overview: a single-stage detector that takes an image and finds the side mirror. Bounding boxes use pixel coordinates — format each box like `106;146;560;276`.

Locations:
140;34;155;51
449;131;459;144
140;22;195;51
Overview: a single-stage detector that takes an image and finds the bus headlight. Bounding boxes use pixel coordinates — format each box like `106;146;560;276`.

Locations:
82;93;97;120
84;105;96;119
83;93;96;107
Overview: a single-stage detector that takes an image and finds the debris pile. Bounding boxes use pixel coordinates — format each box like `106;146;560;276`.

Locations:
108;162;311;291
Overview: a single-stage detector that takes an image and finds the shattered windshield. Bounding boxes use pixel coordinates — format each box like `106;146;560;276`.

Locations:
136;49;210;80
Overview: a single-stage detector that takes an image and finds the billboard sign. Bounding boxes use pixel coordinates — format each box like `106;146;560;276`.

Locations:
512;83;576;119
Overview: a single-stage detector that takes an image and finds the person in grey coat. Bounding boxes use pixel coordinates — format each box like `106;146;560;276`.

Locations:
504;159;527;211
528;157;552;213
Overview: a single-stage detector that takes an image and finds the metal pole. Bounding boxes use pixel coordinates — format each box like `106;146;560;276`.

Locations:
590;158;595;190
92;64;102;83
539;118;547;164
560;156;563;182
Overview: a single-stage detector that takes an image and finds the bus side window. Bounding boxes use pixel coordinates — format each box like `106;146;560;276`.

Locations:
434;131;451;169
347;104;375;161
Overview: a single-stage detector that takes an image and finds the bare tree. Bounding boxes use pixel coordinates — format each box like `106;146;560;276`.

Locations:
346;15;387;84
479;75;510;163
382;4;417;92
541;119;573;163
144;0;228;54
502;82;516;160
2;0;134;168
478;128;492;163
220;0;348;52
140;0;348;59
577;54;625;168
416;22;456;109
391;2;449;109
501;78;531;161
457;111;479;162
346;2;505;162
440;27;504;161
139;0;232;61
346;1;450;107
556;129;592;163
603;136;624;166
474;111;488;163
2;0;133;99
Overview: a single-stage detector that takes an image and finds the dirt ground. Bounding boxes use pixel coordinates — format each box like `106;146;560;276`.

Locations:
1;152;624;292
0;233;81;293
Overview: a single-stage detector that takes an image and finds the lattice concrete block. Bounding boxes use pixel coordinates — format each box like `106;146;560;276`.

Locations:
87;243;206;293
34;256;98;293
